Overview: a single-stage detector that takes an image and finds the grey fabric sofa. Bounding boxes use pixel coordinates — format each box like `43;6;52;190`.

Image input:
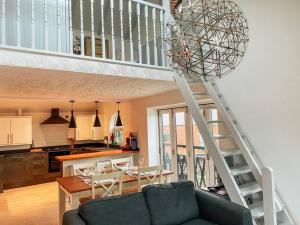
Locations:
63;181;253;225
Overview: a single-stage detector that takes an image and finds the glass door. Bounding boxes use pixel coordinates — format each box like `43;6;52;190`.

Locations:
158;108;193;181
173;108;190;181
192;109;217;188
158;107;219;185
158;110;174;172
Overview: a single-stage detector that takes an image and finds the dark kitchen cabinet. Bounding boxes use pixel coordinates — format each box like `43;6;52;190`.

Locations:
4;154;33;185
2;151;62;190
31;153;48;176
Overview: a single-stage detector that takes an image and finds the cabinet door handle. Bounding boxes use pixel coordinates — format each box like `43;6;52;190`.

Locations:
11;134;13;144
7;134;9;144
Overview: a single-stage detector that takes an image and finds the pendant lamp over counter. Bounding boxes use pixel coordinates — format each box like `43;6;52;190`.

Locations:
115;102;123;127
68;100;77;129
93;101;101;127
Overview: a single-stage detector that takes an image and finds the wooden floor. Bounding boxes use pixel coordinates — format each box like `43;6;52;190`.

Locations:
0;182;59;225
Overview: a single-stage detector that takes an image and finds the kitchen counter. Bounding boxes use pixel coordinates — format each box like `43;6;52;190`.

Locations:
57;149;139;177
0;149;45;155
56;149;138;162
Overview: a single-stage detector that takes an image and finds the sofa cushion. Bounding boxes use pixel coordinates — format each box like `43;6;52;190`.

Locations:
142;181;199;225
78;192;151;225
182;218;218;225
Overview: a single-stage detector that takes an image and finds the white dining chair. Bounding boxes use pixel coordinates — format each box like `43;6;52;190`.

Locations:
137;165;163;191
91;171;124;199
111;157;133;170
72;162;97;176
96;160;111;173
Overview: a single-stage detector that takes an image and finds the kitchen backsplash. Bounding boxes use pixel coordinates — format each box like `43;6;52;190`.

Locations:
32;113;69;147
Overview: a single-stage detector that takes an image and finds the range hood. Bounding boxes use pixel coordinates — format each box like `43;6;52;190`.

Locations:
41;108;69;125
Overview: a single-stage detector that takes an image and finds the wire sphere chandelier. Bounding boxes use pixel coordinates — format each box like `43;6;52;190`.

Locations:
166;0;249;82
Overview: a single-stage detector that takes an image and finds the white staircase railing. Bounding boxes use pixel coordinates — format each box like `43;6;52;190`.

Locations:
262;167;277;225
0;0;168;68
174;71;294;225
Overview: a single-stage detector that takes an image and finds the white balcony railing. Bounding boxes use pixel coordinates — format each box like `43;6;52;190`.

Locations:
0;0;169;68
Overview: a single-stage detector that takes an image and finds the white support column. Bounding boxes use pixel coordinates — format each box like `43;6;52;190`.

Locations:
79;0;84;55
152;8;158;66
100;0;105;58
119;0;125;61
44;0;49;50
144;5;150;65
136;3;142;64
160;10;165;66
69;0;73;54
16;0;21;47
1;0;6;45
57;0;62;52
90;0;95;57
110;0;115;60
262;167;277;225
31;0;35;48
128;0;133;62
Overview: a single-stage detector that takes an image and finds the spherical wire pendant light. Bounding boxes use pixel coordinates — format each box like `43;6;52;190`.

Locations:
165;0;250;82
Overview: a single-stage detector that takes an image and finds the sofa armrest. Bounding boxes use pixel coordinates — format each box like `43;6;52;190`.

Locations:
62;210;86;225
195;190;253;225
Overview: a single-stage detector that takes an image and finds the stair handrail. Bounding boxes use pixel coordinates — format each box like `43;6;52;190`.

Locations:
262;167;277;225
174;72;248;207
204;81;263;185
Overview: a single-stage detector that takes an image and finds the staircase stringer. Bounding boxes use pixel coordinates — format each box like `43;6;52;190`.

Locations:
174;72;247;207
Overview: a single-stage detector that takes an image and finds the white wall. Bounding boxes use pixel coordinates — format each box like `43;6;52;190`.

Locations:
216;0;300;223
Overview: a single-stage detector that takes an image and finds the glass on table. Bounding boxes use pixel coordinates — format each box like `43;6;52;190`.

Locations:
138;155;145;167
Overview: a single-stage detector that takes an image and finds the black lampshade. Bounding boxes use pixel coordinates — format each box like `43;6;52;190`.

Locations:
68;100;77;128
94;110;101;127
68;110;77;128
115;110;123;127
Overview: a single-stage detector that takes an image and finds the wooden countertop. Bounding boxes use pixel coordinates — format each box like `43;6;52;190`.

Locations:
55;150;138;162
57;171;173;193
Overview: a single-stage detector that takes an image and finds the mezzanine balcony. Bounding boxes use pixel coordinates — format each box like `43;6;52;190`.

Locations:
0;0;173;81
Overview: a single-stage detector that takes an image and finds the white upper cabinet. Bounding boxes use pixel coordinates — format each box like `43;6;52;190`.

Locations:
0;117;32;146
75;115;104;141
75;116;92;141
0;118;11;145
10;117;32;145
90;115;104;141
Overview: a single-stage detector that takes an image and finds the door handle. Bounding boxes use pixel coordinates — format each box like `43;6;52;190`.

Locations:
7;134;9;144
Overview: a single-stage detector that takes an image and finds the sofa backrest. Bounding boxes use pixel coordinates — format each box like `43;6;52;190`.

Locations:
142;181;199;225
78;192;151;225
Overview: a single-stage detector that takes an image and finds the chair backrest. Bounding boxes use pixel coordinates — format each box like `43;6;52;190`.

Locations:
91;171;124;198
96;160;111;173
72;162;97;176
138;165;162;191
111;157;133;170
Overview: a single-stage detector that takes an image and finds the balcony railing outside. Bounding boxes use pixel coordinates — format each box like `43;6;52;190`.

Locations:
0;0;168;68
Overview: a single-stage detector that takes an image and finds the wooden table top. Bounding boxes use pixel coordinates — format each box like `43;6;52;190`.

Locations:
57;171;173;193
55;150;138;162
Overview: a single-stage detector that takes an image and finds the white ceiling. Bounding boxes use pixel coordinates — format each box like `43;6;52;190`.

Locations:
0;65;177;104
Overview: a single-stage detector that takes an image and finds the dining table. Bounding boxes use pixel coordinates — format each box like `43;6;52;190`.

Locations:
57;170;174;224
